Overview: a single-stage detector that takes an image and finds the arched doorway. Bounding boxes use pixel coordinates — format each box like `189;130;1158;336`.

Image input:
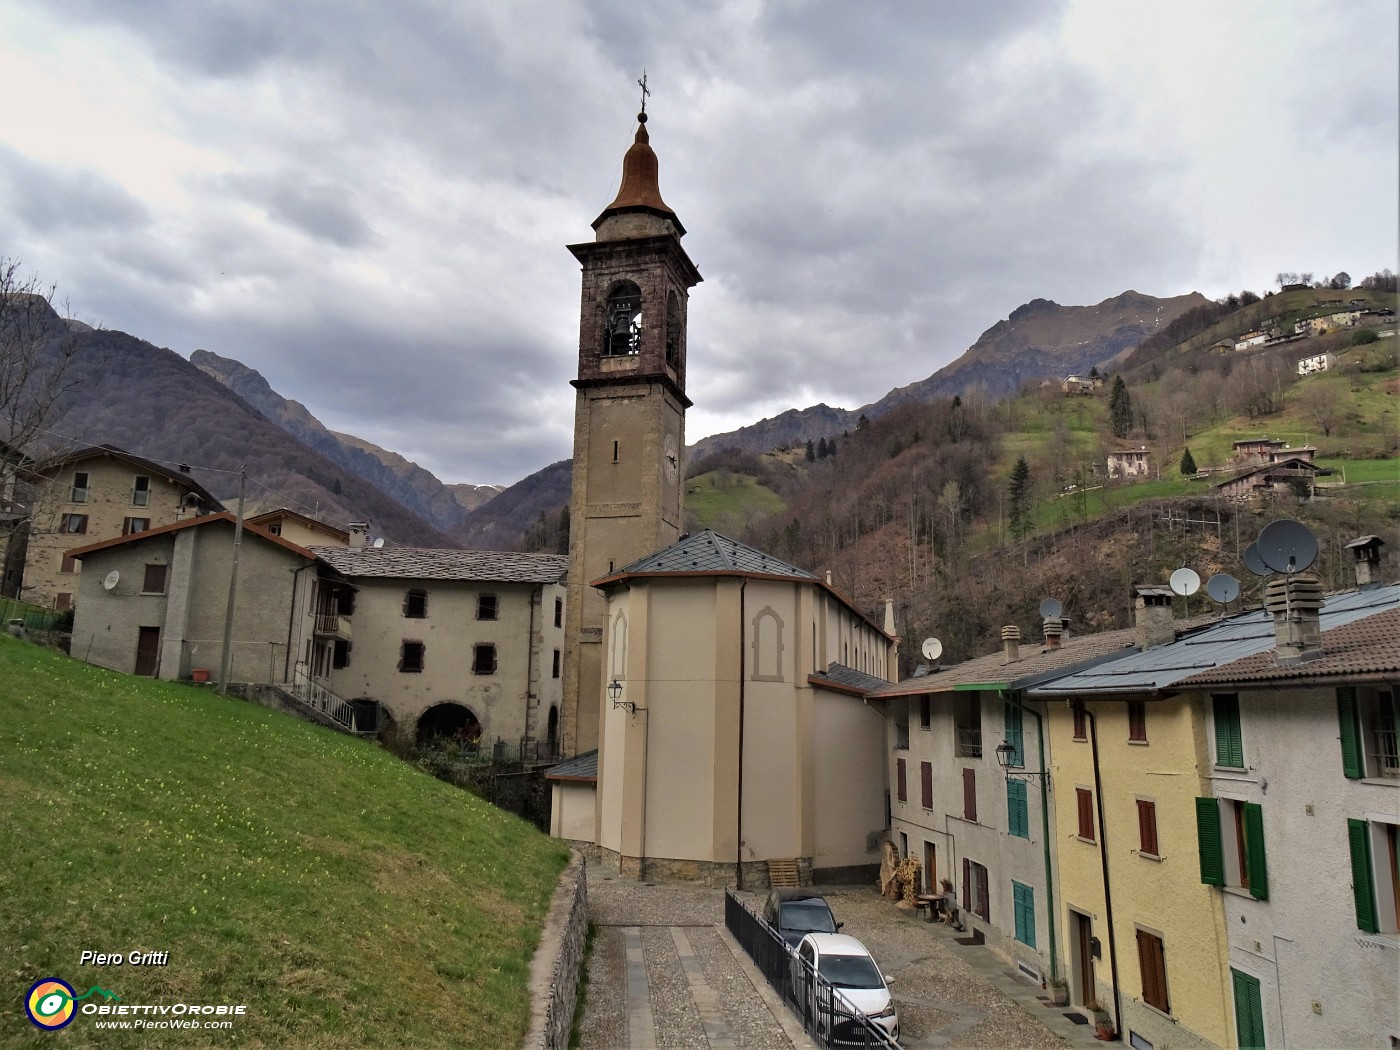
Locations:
546;705;559;757
416;702;482;748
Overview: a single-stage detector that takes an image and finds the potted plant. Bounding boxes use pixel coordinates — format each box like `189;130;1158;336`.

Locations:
1047;979;1069;1007
1092;1007;1115;1041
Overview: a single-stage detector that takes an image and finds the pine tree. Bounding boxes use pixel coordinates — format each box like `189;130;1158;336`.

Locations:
1179;448;1197;475
805;439;815;462
1007;457;1032;542
1109;376;1132;439
816;437;829;459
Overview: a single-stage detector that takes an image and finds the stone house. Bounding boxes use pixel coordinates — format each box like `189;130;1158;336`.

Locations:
309;543;568;755
67;513;319;682
19;444;220;609
1106;447;1150;479
1296;351;1337;376
247;507;351;548
1215;457;1327;501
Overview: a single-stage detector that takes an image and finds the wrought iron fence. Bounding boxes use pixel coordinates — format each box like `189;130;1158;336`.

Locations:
724;891;900;1049
287;666;360;733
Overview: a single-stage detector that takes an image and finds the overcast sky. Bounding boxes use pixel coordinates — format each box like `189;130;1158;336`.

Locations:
1;1;1395;486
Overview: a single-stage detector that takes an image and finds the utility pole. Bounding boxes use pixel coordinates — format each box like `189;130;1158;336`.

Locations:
218;465;246;695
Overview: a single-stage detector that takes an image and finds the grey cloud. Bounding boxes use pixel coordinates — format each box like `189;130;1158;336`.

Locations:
0;147;151;233
219;172;375;248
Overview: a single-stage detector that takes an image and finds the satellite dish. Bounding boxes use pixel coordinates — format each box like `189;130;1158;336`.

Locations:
1242;543;1270;577
1039;598;1064;619
371;537;385;548
102;570;121;591
1169;567;1201;597
921;637;943;662
1257;518;1319;574
1206;573;1241;605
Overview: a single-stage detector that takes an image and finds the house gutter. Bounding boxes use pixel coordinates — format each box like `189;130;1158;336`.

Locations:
1081;702;1122;1040
1001;689;1059;987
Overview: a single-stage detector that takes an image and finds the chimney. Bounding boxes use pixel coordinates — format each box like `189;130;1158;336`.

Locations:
883;598;896;635
1042;617;1063;649
1265;573;1324;663
1002;624;1021;664
1345;535;1385;589
1060;616;1071;642
348;522;369;549
1134;586;1175;650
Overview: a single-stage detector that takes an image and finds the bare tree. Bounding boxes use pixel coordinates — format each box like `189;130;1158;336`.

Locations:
1;260;84;476
1296;377;1352;438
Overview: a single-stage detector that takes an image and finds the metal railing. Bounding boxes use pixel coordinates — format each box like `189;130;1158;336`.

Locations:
1370;726;1399;777
724;891;900;1049
954;727;982;757
287;666;361;733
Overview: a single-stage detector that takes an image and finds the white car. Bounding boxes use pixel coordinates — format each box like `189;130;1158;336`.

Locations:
791;932;899;1043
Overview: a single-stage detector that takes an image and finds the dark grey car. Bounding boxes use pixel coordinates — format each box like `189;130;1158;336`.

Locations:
762;887;842;947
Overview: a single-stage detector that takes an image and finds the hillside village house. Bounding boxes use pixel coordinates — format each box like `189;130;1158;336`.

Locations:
1026;576;1400;1050
309;543;568;755
247;507;351;547
1233;331;1268;352
557;530;897;887
1106;447;1150;479
67;513;322;682
1296;351;1336;376
1215;457;1328;502
17;444;220;608
1228;438;1317;467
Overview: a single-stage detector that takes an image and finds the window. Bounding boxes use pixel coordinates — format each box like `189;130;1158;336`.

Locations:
1128;700;1148;743
132;475;150;506
896;758;907;803
1077;788;1096;841
1347;818;1400;934
1073;706;1087;741
1213;694;1244;768
963;859;990;920
1004;702;1024;766
919;695;931;730
399;641;425;673
472;643;496;675
1138;799;1160;857
603;280;643;357
477;594;498;621
70;472;89;503
962;767;977;822
55;592;72;610
1012;881;1036;947
142;564;167;594
60;513;88;534
332;639;351;669
954;695;981;757
267;523;282;535
665;290;682;367
894;705;910;750
60;554;77;574
123;517;150;535
920;761;933;809
552;649;561;679
1196;797;1268;899
403;589;427;618
1007;779;1029;838
1339;686;1398;779
554;598;563;628
1136;929;1170;1013
1231;969;1265;1050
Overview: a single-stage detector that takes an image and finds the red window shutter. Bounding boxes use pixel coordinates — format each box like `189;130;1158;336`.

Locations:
1073;707;1087;740
920;762;933;809
977;865;990;920
1078;788;1095;841
1129;701;1147;742
896;758;907;803
1138;800;1158;855
962;857;971;911
963;767;977;822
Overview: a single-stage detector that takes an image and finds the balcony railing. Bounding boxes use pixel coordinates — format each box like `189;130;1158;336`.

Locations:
955;727;982;758
314;612;351;640
1369;727;1399;777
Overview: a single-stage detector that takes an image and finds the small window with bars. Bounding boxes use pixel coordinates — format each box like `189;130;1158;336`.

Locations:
399;641;425;673
477;593;498;621
472;643;497;675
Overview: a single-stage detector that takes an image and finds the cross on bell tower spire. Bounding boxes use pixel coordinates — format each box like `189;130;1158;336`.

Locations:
637;70;649;116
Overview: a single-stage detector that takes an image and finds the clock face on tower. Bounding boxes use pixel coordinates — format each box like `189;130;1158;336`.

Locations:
664;433;678;482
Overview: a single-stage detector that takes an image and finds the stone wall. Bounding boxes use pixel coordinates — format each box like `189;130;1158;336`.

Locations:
523;852;589;1050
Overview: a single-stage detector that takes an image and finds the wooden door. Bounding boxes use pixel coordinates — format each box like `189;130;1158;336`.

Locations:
923;841;937;893
1073;911;1096;1010
135;626;161;677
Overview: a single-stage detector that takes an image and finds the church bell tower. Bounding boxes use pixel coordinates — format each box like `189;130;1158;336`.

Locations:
560;103;701;756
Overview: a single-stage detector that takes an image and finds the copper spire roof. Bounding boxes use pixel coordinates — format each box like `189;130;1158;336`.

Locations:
593;113;681;232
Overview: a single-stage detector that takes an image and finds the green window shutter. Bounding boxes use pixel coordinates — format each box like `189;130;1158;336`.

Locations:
1213;694;1244;767
1196;797;1224;886
1004;702;1024;766
1243;802;1269;900
1337;688;1363;779
1347;818;1378;933
1007;780;1029;838
1231;969;1265;1050
1012;881;1035;947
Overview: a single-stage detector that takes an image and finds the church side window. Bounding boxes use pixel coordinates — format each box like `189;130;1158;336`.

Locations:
603;281;643;357
665;290;681;367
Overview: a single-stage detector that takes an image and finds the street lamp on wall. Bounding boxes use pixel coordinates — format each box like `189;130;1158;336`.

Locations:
995;739;1048;782
609;679;635;714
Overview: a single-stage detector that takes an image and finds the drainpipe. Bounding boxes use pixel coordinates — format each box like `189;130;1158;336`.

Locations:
1080;702;1122;1040
1002;690;1059;987
285;562;316;682
736;577;748;889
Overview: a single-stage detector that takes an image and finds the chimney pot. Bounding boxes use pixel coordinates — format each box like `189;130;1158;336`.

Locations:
1134;585;1175;650
1002;624;1021;664
1265;573;1324;662
1043;617;1063;649
348;522;369;549
1345;535;1385;589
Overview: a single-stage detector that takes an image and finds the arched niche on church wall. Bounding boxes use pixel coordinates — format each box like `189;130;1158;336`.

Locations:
751;606;786;683
609;611;628;682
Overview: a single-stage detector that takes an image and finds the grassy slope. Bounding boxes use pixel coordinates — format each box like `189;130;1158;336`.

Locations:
0;637;569;1049
685;470;785;532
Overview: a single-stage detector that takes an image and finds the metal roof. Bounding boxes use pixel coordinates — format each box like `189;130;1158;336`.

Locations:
311;546;568;583
1028;582;1400;697
544;749;598;782
610;529;816;580
809;663;892;695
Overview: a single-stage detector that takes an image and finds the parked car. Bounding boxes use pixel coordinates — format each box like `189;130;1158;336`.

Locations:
762;888;842;947
791;932;899;1044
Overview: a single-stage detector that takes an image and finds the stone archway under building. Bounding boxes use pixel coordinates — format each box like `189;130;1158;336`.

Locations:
416;702;482;747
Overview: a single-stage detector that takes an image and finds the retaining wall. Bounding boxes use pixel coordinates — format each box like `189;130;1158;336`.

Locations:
523;852;589;1050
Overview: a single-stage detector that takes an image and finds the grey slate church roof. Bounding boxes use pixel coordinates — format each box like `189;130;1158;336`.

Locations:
544;749;599;782
607;530;816;580
311;546;568;583
809;663;892;695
